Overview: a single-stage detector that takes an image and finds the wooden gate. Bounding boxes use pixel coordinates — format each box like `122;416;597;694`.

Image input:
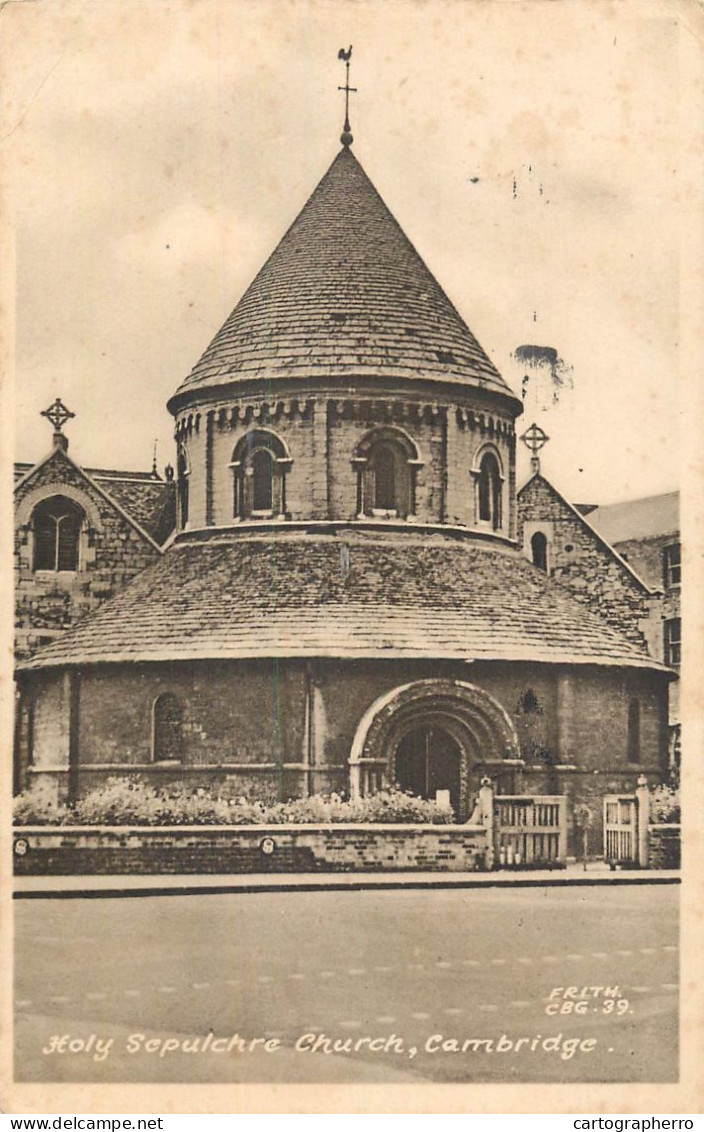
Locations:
603;794;639;866
493;795;567;868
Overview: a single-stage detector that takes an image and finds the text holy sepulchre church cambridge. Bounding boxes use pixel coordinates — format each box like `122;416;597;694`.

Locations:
12;51;680;860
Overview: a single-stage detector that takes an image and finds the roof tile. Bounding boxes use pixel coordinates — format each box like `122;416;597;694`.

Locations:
19;531;665;672
170;149;518;409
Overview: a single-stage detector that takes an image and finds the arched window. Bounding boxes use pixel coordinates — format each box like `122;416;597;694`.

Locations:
354;428;421;519
177;451;189;528
627;699;640;763
476;451;503;530
32;496;84;572
251;448;274;513
531;531;548;572
371;443;401;512
152;694;182;762
231;429;291;520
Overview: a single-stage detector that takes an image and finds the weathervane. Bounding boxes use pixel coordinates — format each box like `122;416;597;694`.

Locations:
520;421;549;475
337;46;356;147
41;397;75;452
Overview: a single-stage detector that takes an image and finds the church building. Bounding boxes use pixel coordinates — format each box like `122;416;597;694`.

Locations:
14;400;175;661
14;103;673;847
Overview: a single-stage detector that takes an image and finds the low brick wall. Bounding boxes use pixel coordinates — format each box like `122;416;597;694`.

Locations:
648;824;681;869
12;823;490;876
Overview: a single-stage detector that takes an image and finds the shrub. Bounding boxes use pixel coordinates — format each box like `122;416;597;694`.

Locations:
348;787;454;824
73;777;158;825
649;783;680;824
12;780;69;825
13;779;454;826
255;788;453;825
573;803;594;829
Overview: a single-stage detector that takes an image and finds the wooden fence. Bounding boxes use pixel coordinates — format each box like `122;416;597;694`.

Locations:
494;794;567;868
603;778;651;867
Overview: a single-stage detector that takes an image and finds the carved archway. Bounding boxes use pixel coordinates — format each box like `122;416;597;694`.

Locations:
349;679;521;819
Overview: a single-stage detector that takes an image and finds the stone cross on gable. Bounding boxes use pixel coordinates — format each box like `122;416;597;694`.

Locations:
520;421;549;475
41;397;75;452
337;46;356;147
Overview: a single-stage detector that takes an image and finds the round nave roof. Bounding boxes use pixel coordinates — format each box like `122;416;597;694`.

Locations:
19;529;665;673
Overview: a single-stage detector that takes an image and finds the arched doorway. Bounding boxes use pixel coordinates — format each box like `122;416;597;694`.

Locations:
349;679;522;821
395;724;461;815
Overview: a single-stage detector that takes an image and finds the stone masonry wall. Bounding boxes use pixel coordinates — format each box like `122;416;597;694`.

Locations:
176;394;516;533
517;475;653;649
647;824;680;869
15;451;162;658
612;534;680;726
19;657;667;831
13;824;490;875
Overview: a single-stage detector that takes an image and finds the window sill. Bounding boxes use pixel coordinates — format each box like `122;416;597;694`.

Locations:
33;569;79;576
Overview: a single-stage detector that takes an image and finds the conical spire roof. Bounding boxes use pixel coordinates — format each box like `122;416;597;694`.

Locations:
169;147;519;410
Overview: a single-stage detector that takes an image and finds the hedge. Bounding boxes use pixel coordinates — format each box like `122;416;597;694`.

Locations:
13;777;455;826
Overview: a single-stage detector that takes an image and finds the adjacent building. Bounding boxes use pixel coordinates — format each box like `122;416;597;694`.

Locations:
586;492;680;762
517;474;680;769
14;402;175;660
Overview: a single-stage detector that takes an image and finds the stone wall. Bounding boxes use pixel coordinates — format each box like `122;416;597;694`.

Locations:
17;657;667;854
611;534;676;595
13;814;680;875
611;533;680;727
517;475;653;649
648;824;681;869
15;451;162;658
176;393;517;534
21;657;667;785
13;823;490;876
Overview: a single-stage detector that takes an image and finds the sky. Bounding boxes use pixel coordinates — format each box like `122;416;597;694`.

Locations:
3;0;692;504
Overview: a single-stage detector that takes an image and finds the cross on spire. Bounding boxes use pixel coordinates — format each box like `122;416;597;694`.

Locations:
520;421;550;475
41;397;75;452
337;46;356;147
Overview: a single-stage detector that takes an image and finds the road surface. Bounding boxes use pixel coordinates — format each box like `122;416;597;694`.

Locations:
14;884;679;1083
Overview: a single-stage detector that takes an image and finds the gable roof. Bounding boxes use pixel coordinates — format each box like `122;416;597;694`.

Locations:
14;462;161;485
101;478;176;545
168;147;521;413
18;530;668;673
587;491;679;545
13;449;173;550
518;472;657;595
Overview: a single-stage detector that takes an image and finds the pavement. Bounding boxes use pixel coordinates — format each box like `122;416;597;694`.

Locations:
14;860;681;897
